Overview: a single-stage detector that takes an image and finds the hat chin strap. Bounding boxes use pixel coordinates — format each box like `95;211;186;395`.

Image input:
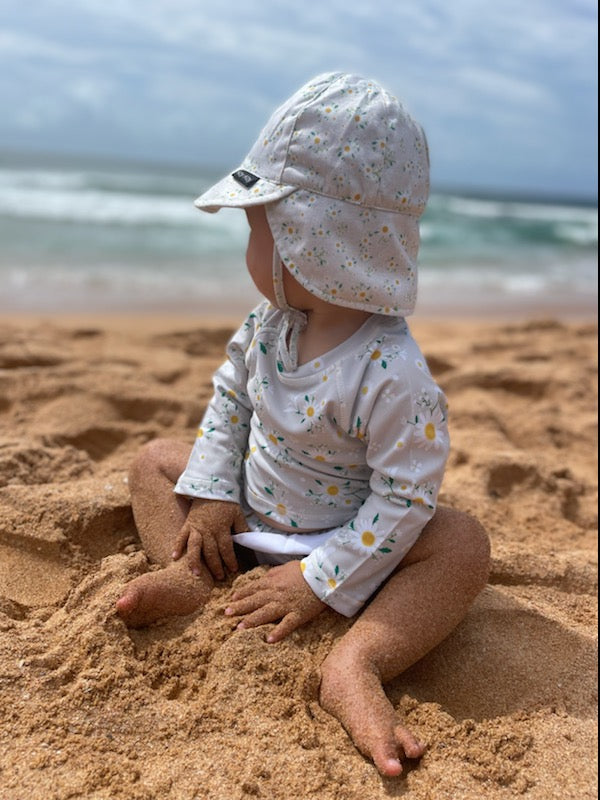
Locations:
272;246;290;310
272;246;306;371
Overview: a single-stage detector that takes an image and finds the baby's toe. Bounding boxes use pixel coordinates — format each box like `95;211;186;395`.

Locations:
395;727;426;760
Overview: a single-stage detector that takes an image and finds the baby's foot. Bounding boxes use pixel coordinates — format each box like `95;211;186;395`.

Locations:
319;651;425;777
116;562;212;628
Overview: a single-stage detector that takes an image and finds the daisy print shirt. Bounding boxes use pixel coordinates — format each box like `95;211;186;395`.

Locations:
174;300;449;617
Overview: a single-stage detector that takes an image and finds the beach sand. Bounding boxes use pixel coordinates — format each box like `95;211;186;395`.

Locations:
0;310;597;799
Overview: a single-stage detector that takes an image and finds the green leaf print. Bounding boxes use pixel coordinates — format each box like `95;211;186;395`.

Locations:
260;342;268;354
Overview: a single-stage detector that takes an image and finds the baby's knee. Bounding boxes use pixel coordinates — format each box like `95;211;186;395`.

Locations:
128;438;175;489
451;510;491;589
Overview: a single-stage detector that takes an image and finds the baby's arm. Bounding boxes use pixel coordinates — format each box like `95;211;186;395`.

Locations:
301;369;450;617
174;308;263;504
172;307;263;577
224;560;327;642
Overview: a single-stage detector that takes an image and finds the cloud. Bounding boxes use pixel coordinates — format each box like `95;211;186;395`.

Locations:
0;0;596;195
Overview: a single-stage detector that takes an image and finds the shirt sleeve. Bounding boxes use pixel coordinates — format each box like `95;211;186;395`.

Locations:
173;308;260;502
300;361;450;617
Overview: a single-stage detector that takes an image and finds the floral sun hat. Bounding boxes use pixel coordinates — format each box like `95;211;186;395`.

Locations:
195;71;430;317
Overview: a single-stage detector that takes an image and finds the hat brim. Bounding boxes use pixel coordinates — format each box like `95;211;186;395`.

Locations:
194;171;296;213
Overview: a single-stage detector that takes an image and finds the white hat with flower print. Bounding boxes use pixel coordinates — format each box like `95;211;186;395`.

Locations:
194;71;430;317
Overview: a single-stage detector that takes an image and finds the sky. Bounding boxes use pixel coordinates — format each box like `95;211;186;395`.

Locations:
0;0;597;199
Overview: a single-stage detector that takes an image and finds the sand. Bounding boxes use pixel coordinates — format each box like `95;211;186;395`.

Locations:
0;311;597;800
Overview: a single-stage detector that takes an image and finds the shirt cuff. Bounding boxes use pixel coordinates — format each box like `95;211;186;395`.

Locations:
173;476;241;503
300;559;363;618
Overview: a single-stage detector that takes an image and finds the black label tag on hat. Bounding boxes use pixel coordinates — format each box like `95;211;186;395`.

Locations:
232;169;260;188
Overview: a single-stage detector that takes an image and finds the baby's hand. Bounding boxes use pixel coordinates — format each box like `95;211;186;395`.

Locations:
172;499;247;580
224;560;327;643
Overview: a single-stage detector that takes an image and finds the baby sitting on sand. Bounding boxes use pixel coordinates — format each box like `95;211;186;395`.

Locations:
116;72;489;777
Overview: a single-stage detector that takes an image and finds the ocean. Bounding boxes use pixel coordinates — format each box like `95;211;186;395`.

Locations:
0;152;597;318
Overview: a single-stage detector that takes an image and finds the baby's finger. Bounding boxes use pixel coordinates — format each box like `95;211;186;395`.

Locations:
185;528;204;575
265;612;303;643
172;525;191;561
224;589;270;617
217;532;238;574
228;579;268;602
236;601;282;630
202;535;225;580
233;508;249;534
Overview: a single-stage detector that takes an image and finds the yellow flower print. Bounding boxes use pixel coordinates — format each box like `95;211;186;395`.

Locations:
413;405;447;451
197;420;216;439
294;394;324;430
244;445;258;461
305;445;337;465
309;561;346;593
411;482;437;510
363;338;406;370
361;530;376;547
260;482;299;526
307;478;364;509
344;516;382;557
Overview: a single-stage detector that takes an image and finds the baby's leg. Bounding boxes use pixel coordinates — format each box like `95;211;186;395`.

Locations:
319;507;490;777
116;438;213;627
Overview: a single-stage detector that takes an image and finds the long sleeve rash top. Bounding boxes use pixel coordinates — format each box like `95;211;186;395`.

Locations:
174;301;449;617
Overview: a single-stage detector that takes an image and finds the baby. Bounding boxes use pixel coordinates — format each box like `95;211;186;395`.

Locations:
116;72;490;777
